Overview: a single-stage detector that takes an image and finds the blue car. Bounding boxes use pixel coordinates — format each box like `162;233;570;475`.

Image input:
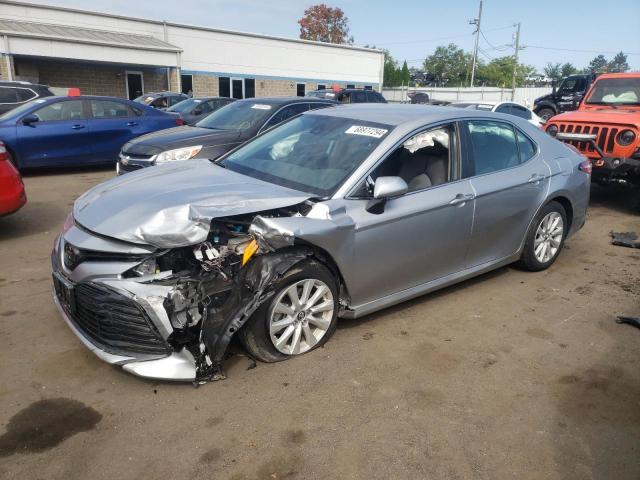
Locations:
0;95;183;169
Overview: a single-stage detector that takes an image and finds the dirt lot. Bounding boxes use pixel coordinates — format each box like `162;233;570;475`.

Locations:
0;168;639;480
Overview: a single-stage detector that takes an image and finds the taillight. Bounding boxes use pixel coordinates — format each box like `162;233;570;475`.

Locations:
0;141;7;162
175;118;186;126
579;159;592;175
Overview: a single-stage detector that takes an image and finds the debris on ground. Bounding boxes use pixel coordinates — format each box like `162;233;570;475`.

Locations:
616;316;640;330
610;231;640;249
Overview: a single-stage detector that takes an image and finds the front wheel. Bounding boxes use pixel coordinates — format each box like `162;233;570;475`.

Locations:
536;108;555;122
238;258;339;363
517;201;567;271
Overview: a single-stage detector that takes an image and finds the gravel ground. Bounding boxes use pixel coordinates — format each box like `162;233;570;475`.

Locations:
0;168;639;480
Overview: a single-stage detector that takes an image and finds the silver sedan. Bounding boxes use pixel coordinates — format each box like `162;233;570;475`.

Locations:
51;104;590;383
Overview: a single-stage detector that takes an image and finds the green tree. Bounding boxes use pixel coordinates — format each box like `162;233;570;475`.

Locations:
423;44;472;87
477;57;537;87
401;61;410;86
608;52;630;73
544;62;562;81
588;54;609;73
560;62;577;78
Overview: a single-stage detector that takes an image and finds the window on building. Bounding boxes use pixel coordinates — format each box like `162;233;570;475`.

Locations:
364;85;373;90
346;84;355;89
296;83;306;97
244;78;255;98
90;100;132;118
33;100;85;121
219;77;231;97
464;120;520;176
231;78;243;99
317;84;326;91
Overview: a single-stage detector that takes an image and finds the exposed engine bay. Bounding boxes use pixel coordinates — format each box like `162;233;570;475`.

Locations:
113;200;336;384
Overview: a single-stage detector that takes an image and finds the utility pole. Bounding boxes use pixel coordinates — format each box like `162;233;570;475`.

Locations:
469;0;483;87
511;22;521;100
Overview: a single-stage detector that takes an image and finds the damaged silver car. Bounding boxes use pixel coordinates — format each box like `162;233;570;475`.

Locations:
51;105;590;383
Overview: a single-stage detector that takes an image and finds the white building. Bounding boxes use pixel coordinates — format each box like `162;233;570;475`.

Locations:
0;0;384;100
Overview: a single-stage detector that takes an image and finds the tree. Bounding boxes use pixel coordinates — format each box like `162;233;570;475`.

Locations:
608;52;629;73
423;44;472;87
588;54;609;73
544;62;562;81
298;4;353;44
401;61;410;86
476;57;537;87
560;62;577;78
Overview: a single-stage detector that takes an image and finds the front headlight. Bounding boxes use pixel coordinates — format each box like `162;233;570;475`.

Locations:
617;130;636;146
154;145;203;164
546;124;558;137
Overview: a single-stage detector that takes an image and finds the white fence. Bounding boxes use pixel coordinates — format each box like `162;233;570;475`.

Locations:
383;87;552;108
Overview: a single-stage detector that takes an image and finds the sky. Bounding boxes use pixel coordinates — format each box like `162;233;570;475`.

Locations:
22;0;640;72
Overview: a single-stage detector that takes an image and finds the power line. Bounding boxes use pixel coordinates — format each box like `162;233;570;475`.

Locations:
524;45;640;56
480;29;510;52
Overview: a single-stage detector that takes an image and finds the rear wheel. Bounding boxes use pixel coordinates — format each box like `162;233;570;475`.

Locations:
238;259;339;363
517;201;567;271
536;108;555;122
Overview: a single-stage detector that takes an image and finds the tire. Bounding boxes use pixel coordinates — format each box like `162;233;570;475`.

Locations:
238;258;339;363
517;201;568;272
536;108;555;122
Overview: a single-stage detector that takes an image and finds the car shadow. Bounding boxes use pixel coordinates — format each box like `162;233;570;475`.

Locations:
337;266;508;330
589;183;640;215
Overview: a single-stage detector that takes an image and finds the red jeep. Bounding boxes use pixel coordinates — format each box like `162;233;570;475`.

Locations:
545;73;640;186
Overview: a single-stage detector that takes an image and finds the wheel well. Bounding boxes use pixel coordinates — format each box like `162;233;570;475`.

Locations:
548;196;573;231
3;143;19;169
293;241;351;307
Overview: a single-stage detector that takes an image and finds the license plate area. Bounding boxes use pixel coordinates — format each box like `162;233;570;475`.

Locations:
53;272;75;314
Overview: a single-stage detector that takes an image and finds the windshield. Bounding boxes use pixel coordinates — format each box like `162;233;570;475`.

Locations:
134;95;155;105
219;115;392;196
0;98;46;120
167;98;202;113
585;78;640;105
196;101;273;130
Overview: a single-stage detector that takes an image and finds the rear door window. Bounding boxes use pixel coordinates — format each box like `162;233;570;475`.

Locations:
16;88;37;102
464;120;520;176
351;91;367;103
510;104;532;120
495;104;512;114
0;87;18;103
516;130;537;162
90;100;133;118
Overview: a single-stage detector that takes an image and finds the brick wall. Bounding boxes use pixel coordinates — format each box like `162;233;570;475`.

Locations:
192;74;218;96
13;60;169;98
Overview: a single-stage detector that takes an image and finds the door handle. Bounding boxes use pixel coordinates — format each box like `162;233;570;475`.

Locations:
71;124;85;130
127;121;138;126
449;193;475;206
528;173;545;184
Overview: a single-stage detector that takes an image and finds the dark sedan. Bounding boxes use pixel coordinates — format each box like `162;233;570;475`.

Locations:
166;96;236;125
117;96;337;174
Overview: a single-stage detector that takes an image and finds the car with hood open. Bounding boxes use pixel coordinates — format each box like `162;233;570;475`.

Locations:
117;96;337;174
52;104;590;384
545;73;640;187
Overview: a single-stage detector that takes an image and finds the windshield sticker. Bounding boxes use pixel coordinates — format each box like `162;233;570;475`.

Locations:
251;104;272;110
345;125;388;138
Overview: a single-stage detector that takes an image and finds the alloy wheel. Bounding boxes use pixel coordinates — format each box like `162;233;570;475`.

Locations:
269;279;335;355
534;212;564;263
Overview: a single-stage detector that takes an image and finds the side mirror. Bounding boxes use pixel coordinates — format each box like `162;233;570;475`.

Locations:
373;176;408;199
22;114;39;125
366;176;408;214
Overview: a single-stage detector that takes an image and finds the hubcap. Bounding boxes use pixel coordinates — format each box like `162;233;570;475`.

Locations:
269;279;334;355
534;212;564;263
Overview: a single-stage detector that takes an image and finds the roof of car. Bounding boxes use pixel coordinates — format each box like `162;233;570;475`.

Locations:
143;92;187;97
235;96;338;105
305;103;519;126
0;80;50;88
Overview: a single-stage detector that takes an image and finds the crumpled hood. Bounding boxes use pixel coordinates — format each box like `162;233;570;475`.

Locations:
122;127;245;156
73;159;312;247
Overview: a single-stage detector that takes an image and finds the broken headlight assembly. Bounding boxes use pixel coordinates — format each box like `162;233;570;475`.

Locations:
154;145;203;164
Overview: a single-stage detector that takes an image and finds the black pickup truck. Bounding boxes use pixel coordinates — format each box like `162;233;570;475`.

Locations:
533;73;596;121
